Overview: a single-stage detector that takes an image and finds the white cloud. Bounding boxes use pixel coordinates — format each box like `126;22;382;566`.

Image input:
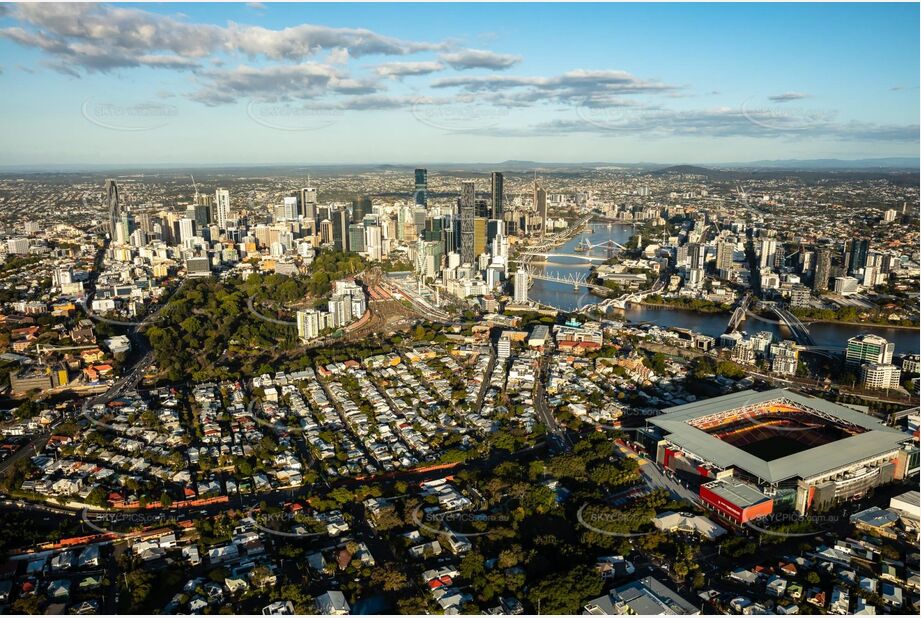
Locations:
438;48;522;70
0;3;445;74
375;61;445;78
432;69;677;108
767;92;811;103
192;62;344;105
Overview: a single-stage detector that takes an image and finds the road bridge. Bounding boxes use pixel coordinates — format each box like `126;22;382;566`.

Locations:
725;293;753;333
771;305;816;346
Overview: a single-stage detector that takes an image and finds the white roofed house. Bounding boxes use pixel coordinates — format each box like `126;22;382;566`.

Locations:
316;590;350;615
208;543;240;564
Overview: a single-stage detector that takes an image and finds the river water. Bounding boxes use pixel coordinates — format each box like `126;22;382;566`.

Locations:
528;223;920;354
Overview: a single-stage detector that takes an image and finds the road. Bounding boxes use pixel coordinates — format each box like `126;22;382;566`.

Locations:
613;441;700;505
533;354;573;451
0;432;50;475
81;350;155;419
637;459;700;504
472;347;496;415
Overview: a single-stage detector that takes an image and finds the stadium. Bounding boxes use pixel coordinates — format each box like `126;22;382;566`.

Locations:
645;389;916;519
686;399;866;461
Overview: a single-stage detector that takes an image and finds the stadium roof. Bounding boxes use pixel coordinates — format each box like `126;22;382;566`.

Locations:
650;389;907;484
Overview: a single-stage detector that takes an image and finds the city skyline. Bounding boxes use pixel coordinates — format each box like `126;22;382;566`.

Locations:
0;2;918;166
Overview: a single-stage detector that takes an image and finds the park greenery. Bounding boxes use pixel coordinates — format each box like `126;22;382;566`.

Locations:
145;277;297;382
643;293;732;314
145;251;366;382
791;303;917;327
689;356;747;380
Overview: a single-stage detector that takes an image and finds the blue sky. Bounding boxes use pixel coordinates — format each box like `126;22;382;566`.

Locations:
0;2;917;166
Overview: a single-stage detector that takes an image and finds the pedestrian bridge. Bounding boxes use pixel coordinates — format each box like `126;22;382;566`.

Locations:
518;252;609;263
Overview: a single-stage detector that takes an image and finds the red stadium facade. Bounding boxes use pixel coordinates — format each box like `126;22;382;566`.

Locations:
699;480;774;524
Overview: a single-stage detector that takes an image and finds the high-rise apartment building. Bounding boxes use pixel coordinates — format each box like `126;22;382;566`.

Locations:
513;268;529;304
534;181;547;236
688;243;705;270
352;196;372;224
414;168;427;207
860;363;901;390
759;238;777;269
300;187;318;220
7;238;30;254
297;309;322;342
490;172;504;220
105;178;121;240
813;247;832;291
846;334;894;366
215;188;231;229
331;208;350;252
847;238;870;274
716;241;733;274
178;217;196;244
460;181;476;264
282;196;299;221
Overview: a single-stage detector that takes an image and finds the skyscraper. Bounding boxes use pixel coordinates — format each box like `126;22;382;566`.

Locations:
116;212;135;246
282;196;299;221
414;168;427;207
514;268;529;304
331;208;350;252
716;241;733;274
297;309;321;342
534;179;547;237
813;247;832;291
348;223;366;253
490;172;504;220
460;181;476;264
189;204;210;228
178;217;196;244
105;178;121;240
364;224;382;261
215;188;231;229
300;186;318;220
473;217;487;257
352;196;372;224
688;243;705;270
847;238;870;274
759;238;777;269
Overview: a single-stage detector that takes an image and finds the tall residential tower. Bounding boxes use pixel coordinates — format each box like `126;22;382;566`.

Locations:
460;181;476;264
490;172;504;220
414;168;427;207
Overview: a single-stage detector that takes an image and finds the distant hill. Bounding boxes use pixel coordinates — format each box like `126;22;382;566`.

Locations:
727;157;919;171
650;165;715;176
1;157;916;175
647;163;918;186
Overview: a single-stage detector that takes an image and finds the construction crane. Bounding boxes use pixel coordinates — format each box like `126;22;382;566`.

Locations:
190;174;200;203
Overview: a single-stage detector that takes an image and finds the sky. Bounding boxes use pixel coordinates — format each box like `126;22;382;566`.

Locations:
0;1;918;167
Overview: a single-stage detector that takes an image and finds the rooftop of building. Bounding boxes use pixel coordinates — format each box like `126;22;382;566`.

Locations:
701;479;772;509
